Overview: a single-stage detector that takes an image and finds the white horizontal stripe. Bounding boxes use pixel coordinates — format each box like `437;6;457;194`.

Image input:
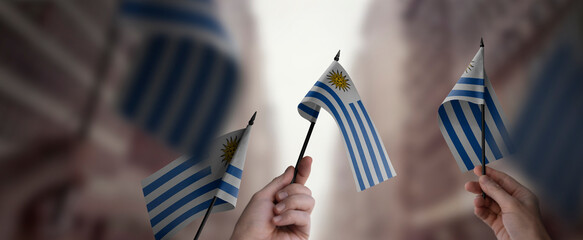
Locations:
304;94;367;190
216;189;238;206
121;19;235;59
221;173;240;188
152;189;216;232
159;202;231;240
347;101;379;186
485;78;511;155
485;105;509;156
452;83;484;92
310;86;370;188
144;161;210;205
460;101;496;163
178;56;226;150
352;103;388;180
438;115;467;172
443;103;481;167
157;40;203;139
135;38;178;127
148;174;216;218
444;96;484;105
141;156;188;188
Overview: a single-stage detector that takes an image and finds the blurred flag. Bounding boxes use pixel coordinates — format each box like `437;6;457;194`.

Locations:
513;41;583;220
298;60;396;192
141;123;253;240
117;0;239;156
438;46;512;172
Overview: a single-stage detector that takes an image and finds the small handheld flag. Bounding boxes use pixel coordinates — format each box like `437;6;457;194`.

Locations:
117;0;239;157
141;112;255;240
438;39;512;173
297;51;397;192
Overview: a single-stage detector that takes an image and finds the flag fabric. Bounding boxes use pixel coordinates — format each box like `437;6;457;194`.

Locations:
117;0;239;156
141;124;252;240
438;46;512;172
513;41;583;220
298;60;397;192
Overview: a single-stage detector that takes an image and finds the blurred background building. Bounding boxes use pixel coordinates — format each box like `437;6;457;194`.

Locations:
0;0;582;240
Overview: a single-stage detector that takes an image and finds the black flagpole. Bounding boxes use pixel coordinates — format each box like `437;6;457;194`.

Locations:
480;38;487;199
194;111;257;240
291;50;341;183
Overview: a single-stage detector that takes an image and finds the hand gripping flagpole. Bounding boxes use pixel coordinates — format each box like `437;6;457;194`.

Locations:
194;111;257;240
480;38;487;199
291;50;341;183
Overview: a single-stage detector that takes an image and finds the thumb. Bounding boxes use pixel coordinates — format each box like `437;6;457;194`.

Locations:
293;156;313;185
256;166;294;199
479;175;517;211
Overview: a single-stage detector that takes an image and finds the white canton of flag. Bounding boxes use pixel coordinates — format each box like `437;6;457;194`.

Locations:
438;46;513;172
141;125;252;240
298;60;397;192
118;0;239;156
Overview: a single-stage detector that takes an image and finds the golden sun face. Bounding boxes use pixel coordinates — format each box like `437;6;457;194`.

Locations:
220;136;239;166
327;70;351;92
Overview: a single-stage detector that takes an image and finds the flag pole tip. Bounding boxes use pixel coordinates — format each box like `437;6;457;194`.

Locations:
334;50;341;61
249;111;257;125
480;38;484;47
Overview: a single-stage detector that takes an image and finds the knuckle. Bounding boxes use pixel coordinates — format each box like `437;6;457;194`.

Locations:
305;187;312;196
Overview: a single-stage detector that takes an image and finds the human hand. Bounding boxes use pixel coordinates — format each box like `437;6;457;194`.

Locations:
231;156;314;240
465;166;551;240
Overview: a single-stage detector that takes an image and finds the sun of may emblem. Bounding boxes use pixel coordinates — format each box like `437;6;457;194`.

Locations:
220;136;239;166
465;60;475;73
327;69;351;91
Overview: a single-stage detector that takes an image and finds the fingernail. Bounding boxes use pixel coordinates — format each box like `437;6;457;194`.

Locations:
277;191;288;200
273;215;282;223
275;203;285;212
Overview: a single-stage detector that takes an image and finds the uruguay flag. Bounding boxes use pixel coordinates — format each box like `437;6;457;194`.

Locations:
141;123;252;240
118;0;239;156
438;45;513;172
298;59;397;192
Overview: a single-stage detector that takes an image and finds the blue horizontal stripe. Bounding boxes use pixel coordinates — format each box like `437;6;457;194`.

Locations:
439;105;474;171
150;179;221;227
485;89;513;153
121;0;225;37
457;77;484;85
350;103;383;183
225;165;243;179
188;58;238;156
146;166;212;211
306;91;365;191
121;34;168;119
315;81;374;189
218;180;239;198
358;100;392;178
448;90;484;99
469;103;502;159
145;38;192;133
298;103;319;119
451;101;488;164
154;198;227;240
168;43;214;147
143;156;206;196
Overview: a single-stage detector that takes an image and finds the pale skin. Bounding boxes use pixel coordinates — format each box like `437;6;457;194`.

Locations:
231;156;314;240
465;166;551;240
